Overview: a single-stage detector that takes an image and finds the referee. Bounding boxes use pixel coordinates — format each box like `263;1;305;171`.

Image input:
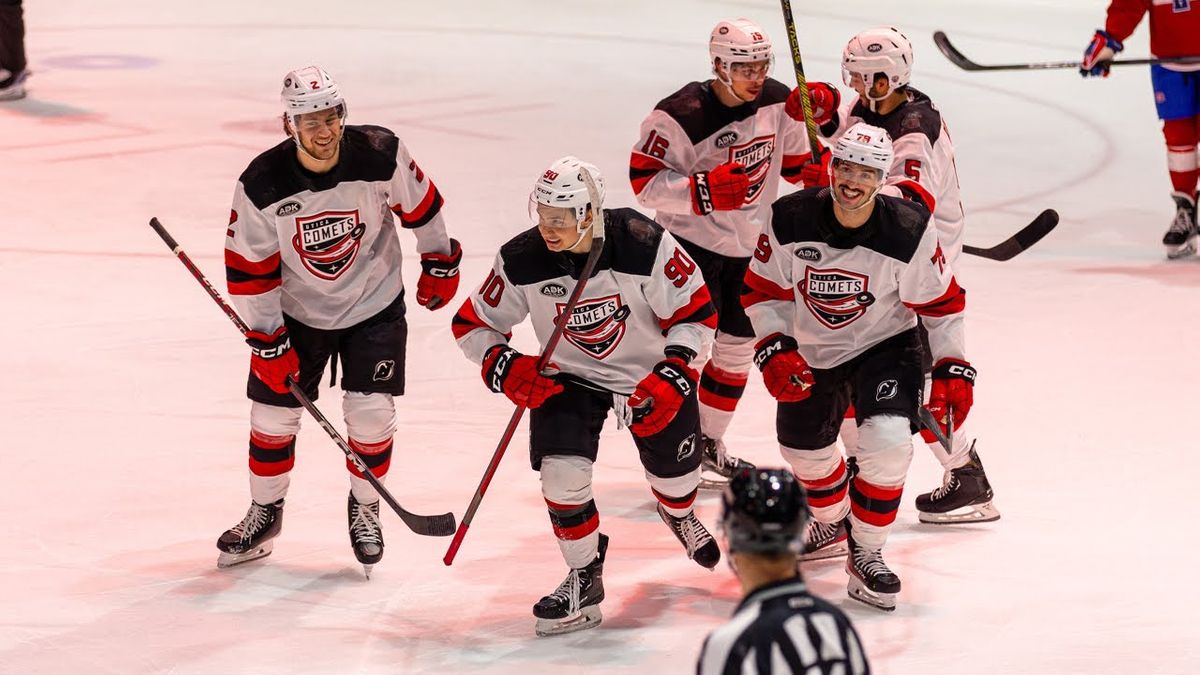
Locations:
697;468;870;674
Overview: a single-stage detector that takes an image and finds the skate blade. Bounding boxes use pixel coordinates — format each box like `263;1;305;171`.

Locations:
847;578;896;612
535;606;602;637
698;475;731;491
217;541;274;569
362;564;374;580
918;501;1001;524
800;540;849;562
1166;240;1197;260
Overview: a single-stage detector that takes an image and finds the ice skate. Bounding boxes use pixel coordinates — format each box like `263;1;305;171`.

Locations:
1163;191;1197;260
800;517;848;561
216;499;284;568
348;492;384;579
698;435;755;490
0;69;27;102
533;533;608;637
846;534;900;612
657;504;721;569
916;443;1000;524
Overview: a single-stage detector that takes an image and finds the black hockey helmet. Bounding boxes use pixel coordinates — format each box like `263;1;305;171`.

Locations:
720;468;809;555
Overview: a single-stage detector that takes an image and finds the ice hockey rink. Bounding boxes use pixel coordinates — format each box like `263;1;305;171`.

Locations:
3;0;1198;672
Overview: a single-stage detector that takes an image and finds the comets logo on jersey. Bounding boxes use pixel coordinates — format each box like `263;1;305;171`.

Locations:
558;294;630;359
801;267;875;329
291;210;366;280
730;135;776;203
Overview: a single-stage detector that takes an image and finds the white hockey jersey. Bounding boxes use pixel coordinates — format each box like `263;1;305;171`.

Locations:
630;79;813;258
225;125;450;332
452;208;717;394
821;88;967;265
743;188;966;369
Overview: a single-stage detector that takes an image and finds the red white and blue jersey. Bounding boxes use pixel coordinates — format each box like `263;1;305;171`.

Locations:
823;88;967;266
452;208;717;394
1105;0;1200;69
743;188;966;369
630;79;813;258
225;125;450;332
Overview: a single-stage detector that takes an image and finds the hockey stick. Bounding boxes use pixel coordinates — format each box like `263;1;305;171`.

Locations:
933;31;1200;72
962;209;1058;261
918;407;953;455
148;217;456;538
779;0;822;161
443;168;607;566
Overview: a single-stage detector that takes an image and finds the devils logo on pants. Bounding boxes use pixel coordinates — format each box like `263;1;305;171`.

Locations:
801;267;874;329
292;210;366;280
559;294;630;359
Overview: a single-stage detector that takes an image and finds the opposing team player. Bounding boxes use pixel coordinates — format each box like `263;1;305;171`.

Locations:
452;157;721;636
697;469;869;674
1079;1;1200;258
798;27;998;541
629;18;817;487
216;67;462;576
742;124;976;610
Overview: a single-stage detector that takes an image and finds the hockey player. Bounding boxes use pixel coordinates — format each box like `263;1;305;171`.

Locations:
797;27;998;543
0;0;27;100
216;66;462;577
1079;1;1200;258
629;18;818;488
452;156;721;636
697;468;869;674
742;123;975;610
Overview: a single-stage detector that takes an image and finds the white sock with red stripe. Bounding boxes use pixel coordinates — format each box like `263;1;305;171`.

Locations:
782;443;850;523
647;468;701;518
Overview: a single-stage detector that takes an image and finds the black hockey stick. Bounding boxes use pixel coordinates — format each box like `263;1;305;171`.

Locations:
779;0;822;162
933;31;1200;72
918;407;953;455
444;168;607;566
148;217;456;538
962;209;1058;261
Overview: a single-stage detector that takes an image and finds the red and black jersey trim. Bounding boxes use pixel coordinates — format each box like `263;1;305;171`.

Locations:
451;298;512;341
393;182;445;229
630;152;668;196
849;477;903;527
905;278;965;318
659;286;718;333
895;179;937;213
226;249;282;296
741;268;793;309
780;153;809;185
545;498;600;541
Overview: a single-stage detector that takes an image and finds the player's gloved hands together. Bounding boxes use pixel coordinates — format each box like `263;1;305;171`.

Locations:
481;344;563;409
800;142;832;189
754;333;814;402
416;238;463;310
786;82;840;126
628;355;699;437
692;161;749;214
1080;29;1123;77
927;358;976;435
246;326;300;395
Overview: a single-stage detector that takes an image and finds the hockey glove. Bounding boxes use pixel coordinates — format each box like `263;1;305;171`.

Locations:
799;141;832;189
246;326;300;395
416;238;463;310
481;345;563;409
629;355;699;437
1080;30;1123;78
786;82;840;126
927;358;976;435
692;161;749;215
753;333;814;402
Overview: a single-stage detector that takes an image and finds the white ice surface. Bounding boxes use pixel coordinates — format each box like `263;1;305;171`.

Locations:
2;1;1198;673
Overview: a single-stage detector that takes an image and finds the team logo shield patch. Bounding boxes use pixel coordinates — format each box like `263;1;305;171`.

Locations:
292;210;366;280
729;135;776;203
558;294;630;359
801;267;874;329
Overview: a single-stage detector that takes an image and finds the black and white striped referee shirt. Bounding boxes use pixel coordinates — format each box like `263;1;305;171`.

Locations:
697;577;870;674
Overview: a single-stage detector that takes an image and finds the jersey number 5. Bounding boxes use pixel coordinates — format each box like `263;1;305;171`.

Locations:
904;159;922;181
664;248;696;288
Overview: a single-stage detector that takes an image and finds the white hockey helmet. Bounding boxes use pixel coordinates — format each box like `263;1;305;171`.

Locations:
831;122;894;174
709;18;774;65
841;26;913;100
281;66;347;127
530;156;605;233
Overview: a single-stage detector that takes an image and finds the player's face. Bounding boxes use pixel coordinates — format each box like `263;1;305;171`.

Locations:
846;71;891;100
830;158;883;210
535;203;584;251
292;107;344;161
726;59;769;100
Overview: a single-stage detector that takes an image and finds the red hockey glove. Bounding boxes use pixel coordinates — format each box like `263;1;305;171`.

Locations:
416;238;462;310
1080;30;1123;78
753;333;814;402
927;358;976;435
246;326;300;395
481;345;563;409
692;161;749;214
786;82;840;126
799;142;832;189
628;356;699;437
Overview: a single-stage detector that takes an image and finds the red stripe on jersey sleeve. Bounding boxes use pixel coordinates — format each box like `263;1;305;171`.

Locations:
741;269;793;309
228;277;282;296
224;249;280;276
393;182;444;228
895;179;937;213
905;277;965;317
659;285;717;331
629;152;668;196
781;153;809;185
451;298;510;340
